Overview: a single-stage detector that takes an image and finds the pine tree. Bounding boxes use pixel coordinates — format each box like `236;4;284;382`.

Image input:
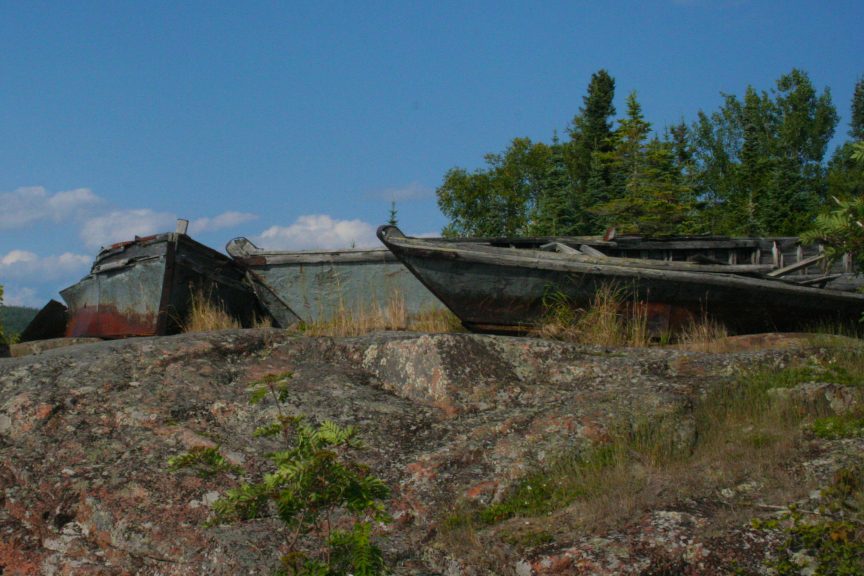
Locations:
387;201;398;226
850;77;864;141
532;132;578;235
566;70;617;233
768;69;838;234
739;86;774;234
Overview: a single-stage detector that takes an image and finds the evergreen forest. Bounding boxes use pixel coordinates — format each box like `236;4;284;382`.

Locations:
0;306;38;340
436;69;864;239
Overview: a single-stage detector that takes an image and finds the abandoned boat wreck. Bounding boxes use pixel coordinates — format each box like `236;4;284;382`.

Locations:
377;225;864;334
226;237;444;324
61;224;293;339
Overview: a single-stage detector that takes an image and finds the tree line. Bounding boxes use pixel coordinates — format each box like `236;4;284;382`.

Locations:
437;69;864;238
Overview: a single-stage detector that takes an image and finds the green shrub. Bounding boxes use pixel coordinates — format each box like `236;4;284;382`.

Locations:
170;371;391;575
809;415;864;439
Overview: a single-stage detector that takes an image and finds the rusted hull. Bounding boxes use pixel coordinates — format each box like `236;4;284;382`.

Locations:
377;226;864;335
226;237;443;324
61;233;269;339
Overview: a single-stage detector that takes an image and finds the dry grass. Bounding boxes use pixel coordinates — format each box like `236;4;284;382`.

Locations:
438;349;864;559
677;312;729;352
407;308;463;333
536;284;740;350
303;290;462;337
182;288;273;333
182;289;242;333
303;291;407;337
537;284;649;347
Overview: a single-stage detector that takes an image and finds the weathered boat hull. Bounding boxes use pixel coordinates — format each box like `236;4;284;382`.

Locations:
61;233;274;339
377;225;864;335
226;237;444;324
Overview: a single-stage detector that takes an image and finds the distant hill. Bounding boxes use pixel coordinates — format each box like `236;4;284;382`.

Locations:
0;305;39;338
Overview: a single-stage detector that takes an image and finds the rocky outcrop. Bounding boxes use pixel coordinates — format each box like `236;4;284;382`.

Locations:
0;330;856;575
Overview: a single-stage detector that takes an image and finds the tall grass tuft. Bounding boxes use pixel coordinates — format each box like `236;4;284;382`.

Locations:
183;288;242;333
677;312;729;352
538;284;649;347
304;290;462;337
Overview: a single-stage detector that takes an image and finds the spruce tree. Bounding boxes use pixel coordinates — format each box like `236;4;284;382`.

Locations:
387;201;398;226
566;70;617;233
850;77;864;141
532;132;578;235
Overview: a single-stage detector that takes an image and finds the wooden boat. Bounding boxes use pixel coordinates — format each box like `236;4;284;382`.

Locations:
61;225;292;339
376;225;864;335
226;237;444;324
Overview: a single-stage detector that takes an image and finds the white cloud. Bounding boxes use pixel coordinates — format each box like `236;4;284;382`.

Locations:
0;250;91;281
80;209;260;249
189;211;258;235
257;214;378;250
367;181;434;201
80;209;177;249
0;186;102;229
1;286;41;308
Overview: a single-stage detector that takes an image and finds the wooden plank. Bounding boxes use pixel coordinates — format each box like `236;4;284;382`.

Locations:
578;244;608;258
766;254;826;278
794;274;842;287
540;242;581;255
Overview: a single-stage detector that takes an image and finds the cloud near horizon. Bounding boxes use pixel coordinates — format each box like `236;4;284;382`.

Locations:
1;285;40;308
80;209;177;249
189;211;258;235
80;209;260;249
0;250;91;282
0;186;102;230
257;214;378;250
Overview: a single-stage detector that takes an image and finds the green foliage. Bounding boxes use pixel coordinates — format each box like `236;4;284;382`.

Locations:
688;69;838;235
436;68;848;239
808;414;864;439
436;138;551;237
167;446;243;478
473;412;687;525
849;78;864;141
802;194;864;271
757;464;864;576
387;201;398;227
472;350;864;530
0;305;38;341
170;371;391;575
531;133;579;235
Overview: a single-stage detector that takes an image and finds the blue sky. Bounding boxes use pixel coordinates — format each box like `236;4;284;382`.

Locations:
1;1;862;307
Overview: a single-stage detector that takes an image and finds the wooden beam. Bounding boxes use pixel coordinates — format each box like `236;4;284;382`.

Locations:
578;244;608;258
540;242;582;255
794;274;842;287
766;254;825;278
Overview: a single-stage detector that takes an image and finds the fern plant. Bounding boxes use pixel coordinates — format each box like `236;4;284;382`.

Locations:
170;371;391;575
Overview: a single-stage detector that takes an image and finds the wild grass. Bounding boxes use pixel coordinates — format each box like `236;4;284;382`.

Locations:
182;288;272;333
438;349;864;558
537;284;649;347
677;312;729;352
183;288;242;333
303;290;462;337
